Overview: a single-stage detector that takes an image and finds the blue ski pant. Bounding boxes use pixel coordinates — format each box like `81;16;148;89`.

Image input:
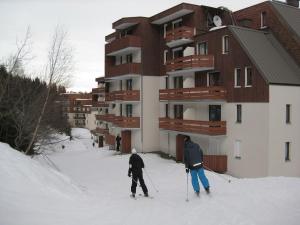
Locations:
190;167;209;192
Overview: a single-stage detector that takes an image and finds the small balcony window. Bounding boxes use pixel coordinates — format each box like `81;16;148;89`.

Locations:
126;54;133;63
164;50;168;65
245;67;252;87
197;42;208;55
222;35;229;54
236;104;242;123
286;104;291;124
261;12;267;28
285;142;291;161
234;68;241;88
234;140;241;159
126;104;133;117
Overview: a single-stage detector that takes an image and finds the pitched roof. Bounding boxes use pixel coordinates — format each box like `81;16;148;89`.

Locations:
271;1;300;38
229;26;300;85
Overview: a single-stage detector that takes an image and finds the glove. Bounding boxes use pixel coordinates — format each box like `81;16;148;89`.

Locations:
128;173;131;177
185;168;189;173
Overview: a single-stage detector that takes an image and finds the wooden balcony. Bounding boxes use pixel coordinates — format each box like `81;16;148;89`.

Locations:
114;116;140;128
105;35;141;56
92;87;105;94
95;114;115;123
165;26;194;47
105;133;116;146
91;128;109;135
114;90;140;101
159;86;226;101
159;118;226;136
203;155;227;173
166;55;214;74
92;101;109;108
105;63;142;77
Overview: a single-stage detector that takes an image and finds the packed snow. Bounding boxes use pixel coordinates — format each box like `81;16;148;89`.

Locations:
1;128;300;225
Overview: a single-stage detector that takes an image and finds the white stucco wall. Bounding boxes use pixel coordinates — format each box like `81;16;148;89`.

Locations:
141;76;160;152
85;111;97;131
268;85;300;177
222;103;269;178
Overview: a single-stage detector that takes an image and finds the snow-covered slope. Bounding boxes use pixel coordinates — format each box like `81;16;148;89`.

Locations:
1;128;300;225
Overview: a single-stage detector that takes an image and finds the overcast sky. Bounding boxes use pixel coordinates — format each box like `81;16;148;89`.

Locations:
0;0;285;92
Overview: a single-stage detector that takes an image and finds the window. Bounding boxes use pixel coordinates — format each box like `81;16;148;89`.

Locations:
174;105;183;119
234;68;241;88
286;104;291;124
172;47;183;59
163;50;168;65
234;140;241;159
222;35;229;54
261;12;267;28
163;24;168;38
245;67;252;87
126;104;133;117
236;104;242;123
197;42;208;55
173;76;183;88
209;105;221;121
285;142;291;161
126;79;132;90
119;104;123;116
165;76;169;89
172;18;182;29
165;104;169;118
126;54;132;63
120;55;123;64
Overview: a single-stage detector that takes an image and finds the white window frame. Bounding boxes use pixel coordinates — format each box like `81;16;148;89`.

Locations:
245;67;252;87
222;35;229;54
260;11;267;29
172;18;182;29
163;24;168;38
234;68;241;88
234;140;241;159
163;50;168;65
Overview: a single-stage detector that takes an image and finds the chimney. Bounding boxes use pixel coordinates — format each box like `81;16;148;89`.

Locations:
286;0;299;7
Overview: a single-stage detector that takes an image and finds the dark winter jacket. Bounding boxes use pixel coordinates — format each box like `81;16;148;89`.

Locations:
128;154;145;175
116;136;121;145
184;140;204;170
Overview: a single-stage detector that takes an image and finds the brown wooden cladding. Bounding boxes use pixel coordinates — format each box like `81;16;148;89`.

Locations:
105;133;116;146
105;35;141;55
194;28;269;102
106;63;142;77
92;87;105;94
105;92;115;102
203;155;227;173
176;134;185;162
166;55;214;72
159;86;226;101
114;116;140;128
165;26;194;42
159;118;226;136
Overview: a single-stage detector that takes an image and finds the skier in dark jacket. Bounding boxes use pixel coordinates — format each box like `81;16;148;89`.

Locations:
128;148;148;198
116;135;121;151
184;135;210;196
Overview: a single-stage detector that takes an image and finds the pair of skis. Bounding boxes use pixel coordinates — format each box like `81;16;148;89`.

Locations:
130;193;154;200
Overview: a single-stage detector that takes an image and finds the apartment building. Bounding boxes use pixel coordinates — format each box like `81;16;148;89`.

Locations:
61;93;93;128
97;0;300;178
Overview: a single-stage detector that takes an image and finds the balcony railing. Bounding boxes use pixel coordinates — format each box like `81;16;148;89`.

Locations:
114;90;140;101
91;128;109;135
159;118;226;136
95;114;115;123
166;55;214;73
114;116;140;128
106;63;142;77
159;86;226;101
105;35;141;56
92;101;109;107
165;26;194;46
92;87;105;94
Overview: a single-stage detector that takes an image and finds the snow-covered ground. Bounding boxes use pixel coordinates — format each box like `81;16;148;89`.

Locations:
1;128;300;225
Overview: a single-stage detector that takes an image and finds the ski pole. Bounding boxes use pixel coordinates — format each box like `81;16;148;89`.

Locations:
144;168;159;192
130;176;141;187
186;172;189;202
203;165;231;183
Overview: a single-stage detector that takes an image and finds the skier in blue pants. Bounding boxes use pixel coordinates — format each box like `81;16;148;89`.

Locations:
183;135;210;196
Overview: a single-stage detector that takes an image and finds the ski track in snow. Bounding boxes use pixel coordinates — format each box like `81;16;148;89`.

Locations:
1;128;300;225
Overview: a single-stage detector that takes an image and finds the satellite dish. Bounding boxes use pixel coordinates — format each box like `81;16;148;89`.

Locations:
213;15;222;27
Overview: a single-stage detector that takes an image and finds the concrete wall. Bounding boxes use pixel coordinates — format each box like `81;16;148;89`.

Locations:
86;111;97;131
141;76;160;152
268;85;300;177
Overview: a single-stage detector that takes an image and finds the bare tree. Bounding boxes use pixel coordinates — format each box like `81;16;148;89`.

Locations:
25;26;73;155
